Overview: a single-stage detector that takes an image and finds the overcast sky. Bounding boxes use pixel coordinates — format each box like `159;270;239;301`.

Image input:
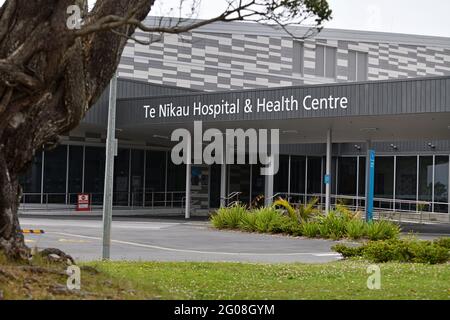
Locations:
1;0;449;38
152;0;450;38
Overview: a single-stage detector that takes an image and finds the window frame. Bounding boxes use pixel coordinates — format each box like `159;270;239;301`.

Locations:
348;50;368;81
315;44;337;79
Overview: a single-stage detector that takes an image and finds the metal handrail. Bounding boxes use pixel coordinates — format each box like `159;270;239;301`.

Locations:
220;191;242;201
267;192;445;213
19;191;186;210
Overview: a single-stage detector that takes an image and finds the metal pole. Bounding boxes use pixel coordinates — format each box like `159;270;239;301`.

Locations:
220;151;227;207
287;155;291;198
185;137;191;219
325;129;332;214
102;72;117;260
264;154;274;206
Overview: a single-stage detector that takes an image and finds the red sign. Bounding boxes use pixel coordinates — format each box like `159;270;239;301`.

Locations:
76;194;90;211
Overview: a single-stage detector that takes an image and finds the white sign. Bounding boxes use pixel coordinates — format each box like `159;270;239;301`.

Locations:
143;95;348;120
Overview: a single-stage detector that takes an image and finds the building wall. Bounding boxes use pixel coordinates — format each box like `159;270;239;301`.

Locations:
117;19;450;90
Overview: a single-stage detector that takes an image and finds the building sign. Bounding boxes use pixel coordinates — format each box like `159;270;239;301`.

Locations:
366;150;376;222
76;193;90;212
143;95;348;120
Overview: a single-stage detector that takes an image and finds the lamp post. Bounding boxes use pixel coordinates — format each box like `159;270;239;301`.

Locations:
102;72;117;260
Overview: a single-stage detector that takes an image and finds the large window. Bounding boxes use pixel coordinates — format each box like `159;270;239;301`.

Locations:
292;41;304;74
274;155;289;194
43;146;67;203
374;157;394;208
209;164;221;208
434;156;449;213
395;156;417;210
358;156;366;197
130;149;145;207
315;45;336;78
290;156;306;201
146;150;167;206
338;157;357;196
84;146;105;205
251;163;265;201
418;156;433;203
113;148;130;206
229;164;251;205
307;157;322;199
68;145;83;204
348;50;368;81
19;150;43;203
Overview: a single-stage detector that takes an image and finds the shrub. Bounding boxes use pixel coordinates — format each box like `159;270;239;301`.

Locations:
434;237;450;250
345;219;367;239
253;207;287;233
366;220;400;240
332;238;450;264
332;244;365;258
239;212;258;232
335;203;362;220
297;198;321;222
285;220;303;236
272;198;297;221
317;211;348;240
411;242;449;264
362;240;398;263
272;197;320;223
210;204;247;229
300;222;320;238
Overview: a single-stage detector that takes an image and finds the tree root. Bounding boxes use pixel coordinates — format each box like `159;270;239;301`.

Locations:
38;248;76;266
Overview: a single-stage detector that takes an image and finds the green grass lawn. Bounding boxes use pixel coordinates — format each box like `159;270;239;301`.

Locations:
87;260;450;300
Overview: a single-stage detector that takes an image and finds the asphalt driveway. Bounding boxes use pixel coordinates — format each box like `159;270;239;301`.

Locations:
21;217;342;263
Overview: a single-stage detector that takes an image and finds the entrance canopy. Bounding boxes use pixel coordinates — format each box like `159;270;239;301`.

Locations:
115;76;450;145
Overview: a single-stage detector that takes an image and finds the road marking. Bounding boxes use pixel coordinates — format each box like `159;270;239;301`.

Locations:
48;231;341;257
25;239;36;243
58;238;91;243
21;220;179;230
313;253;342;257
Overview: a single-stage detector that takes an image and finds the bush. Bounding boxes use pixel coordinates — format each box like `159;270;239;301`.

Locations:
253;207;287;233
345;219;367;239
272;197;320;223
317;211;348;240
209;203;403;241
411;242;449;264
285;221;303;236
239;212;258;232
332;244;365;258
300;222;320;238
366;220;401;240
210;204;247;229
362;240;398;263
434;237;450;250
332;238;450;264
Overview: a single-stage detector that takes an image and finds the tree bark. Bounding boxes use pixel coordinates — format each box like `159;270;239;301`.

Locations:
0;153;29;259
0;0;153;259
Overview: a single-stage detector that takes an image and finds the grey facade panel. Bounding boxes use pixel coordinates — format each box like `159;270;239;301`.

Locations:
117;76;450;126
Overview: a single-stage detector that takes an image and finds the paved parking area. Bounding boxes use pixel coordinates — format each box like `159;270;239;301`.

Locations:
21;217;342;263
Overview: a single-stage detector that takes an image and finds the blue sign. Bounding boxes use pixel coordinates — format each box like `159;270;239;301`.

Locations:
324;174;330;185
366;150;375;222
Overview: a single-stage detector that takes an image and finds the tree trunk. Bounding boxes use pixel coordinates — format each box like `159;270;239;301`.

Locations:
0;0;153;259
0;152;29;260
